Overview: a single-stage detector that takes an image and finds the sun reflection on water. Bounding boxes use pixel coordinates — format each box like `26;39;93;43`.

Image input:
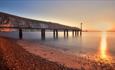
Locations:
99;31;113;63
100;32;107;59
97;32;113;64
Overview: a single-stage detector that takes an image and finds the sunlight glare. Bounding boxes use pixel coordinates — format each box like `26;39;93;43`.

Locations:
100;32;107;59
96;23;111;31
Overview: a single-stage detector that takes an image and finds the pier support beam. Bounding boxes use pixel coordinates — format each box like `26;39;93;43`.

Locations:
41;29;45;40
53;29;56;38
64;29;69;38
80;30;82;36
55;30;58;38
53;29;58;39
66;30;68;37
19;28;23;39
72;30;79;37
72;30;75;37
64;30;66;37
77;31;79;36
75;30;77;36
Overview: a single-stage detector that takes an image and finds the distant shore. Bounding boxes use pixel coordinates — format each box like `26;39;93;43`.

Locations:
0;37;115;70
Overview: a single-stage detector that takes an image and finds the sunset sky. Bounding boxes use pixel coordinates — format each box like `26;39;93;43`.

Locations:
0;0;115;31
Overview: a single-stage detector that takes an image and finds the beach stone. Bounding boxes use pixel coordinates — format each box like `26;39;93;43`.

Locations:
0;37;77;70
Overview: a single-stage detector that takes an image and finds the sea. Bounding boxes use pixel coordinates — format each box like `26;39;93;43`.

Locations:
0;31;115;62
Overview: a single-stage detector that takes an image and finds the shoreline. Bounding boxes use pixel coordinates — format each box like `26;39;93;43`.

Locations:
17;40;82;69
0;36;114;70
17;39;115;70
0;37;77;70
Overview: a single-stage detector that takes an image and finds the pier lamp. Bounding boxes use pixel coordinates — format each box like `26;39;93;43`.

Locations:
80;22;83;31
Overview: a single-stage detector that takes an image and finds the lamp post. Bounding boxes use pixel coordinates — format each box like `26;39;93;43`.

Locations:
80;22;83;35
81;22;83;31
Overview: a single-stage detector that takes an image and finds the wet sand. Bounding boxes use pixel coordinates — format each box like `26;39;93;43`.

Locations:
0;37;77;70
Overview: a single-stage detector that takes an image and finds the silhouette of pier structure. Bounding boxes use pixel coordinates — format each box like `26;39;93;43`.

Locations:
0;12;82;40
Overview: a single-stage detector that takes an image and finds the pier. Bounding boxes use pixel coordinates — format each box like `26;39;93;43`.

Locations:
0;12;82;40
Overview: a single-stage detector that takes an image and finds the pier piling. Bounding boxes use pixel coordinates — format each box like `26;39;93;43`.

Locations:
56;30;58;38
75;30;77;36
72;30;74;37
64;30;66;37
53;29;56;38
41;29;45;40
66;30;68;37
19;28;23;39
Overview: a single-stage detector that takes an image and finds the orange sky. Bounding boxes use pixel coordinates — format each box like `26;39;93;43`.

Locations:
1;0;115;31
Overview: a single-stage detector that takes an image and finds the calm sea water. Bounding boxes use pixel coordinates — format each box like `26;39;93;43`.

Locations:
0;31;115;61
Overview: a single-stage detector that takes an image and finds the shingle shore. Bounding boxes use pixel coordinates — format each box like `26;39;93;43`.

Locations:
0;37;77;70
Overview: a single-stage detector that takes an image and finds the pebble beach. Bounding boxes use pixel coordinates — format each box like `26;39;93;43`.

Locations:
0;37;77;70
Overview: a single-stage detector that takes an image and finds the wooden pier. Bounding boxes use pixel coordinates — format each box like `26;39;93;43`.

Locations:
0;12;82;40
